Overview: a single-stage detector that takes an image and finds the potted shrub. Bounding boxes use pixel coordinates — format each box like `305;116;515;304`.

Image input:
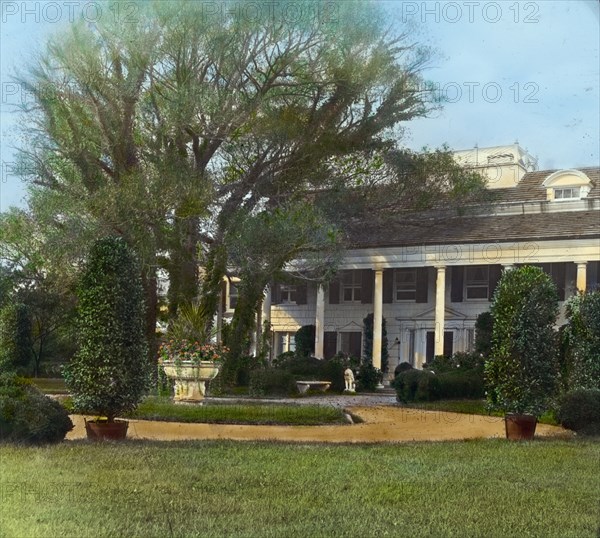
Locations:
485;266;559;440
63;237;149;440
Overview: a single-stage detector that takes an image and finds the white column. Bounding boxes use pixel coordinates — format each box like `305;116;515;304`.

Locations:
434;266;446;357
372;269;383;371
315;285;325;359
576;262;587;292
262;286;272;326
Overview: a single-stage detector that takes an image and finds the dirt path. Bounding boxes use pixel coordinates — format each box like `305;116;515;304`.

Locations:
67;406;570;443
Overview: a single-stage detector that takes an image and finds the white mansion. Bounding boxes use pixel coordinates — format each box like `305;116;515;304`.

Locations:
223;144;600;379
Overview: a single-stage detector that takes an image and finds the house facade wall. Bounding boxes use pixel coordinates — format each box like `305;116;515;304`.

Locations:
268;238;600;380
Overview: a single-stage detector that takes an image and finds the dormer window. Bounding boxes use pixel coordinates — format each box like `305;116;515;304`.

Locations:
542;169;592;201
554;187;581;200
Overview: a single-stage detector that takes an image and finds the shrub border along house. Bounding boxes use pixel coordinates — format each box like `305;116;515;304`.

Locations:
485;266;559;440
63;237;149;440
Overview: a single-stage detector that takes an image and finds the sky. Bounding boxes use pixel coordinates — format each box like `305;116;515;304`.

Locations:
0;0;599;210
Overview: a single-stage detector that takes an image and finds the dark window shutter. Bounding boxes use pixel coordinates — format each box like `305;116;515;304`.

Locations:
271;283;281;305
488;265;502;301
361;269;373;304
443;331;454;358
416;267;429;303
552;263;566;301
426;332;435;363
383;269;394;303
350;332;362;358
328;280;340;304
450;266;464;303
587;261;600;289
295;283;307;305
324;332;337;359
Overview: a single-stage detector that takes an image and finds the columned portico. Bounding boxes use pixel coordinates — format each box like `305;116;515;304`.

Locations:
577;262;587;291
434;266;446;357
372;269;384;370
315;285;325;359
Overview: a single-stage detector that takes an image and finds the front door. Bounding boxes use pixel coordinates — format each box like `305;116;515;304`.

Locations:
426;331;454;363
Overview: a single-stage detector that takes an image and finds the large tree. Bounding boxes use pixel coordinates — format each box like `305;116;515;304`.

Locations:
11;0;487;369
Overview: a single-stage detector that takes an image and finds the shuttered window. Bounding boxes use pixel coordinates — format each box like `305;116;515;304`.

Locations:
465;266;489;300
341;271;362;303
395;269;417;301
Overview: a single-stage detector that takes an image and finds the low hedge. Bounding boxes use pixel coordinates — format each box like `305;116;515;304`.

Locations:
393;368;484;403
248;368;298;397
437;369;485;399
0;374;73;444
556;389;600;436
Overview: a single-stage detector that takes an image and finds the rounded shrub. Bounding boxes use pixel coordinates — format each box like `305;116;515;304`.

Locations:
437;370;484;399
556;389;600;436
394;362;413;377
0;374;73;444
63;237;149;422
277;356;323;378
485;266;559;416
249;368;298;397
393;369;440;403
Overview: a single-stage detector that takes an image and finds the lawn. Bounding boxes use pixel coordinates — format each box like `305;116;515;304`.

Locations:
125;397;347;425
27;377;67;394
0;439;598;537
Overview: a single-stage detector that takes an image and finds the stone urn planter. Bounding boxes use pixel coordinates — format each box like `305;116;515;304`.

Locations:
162;361;221;402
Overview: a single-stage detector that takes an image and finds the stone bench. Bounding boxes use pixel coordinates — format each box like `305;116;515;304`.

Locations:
296;381;331;394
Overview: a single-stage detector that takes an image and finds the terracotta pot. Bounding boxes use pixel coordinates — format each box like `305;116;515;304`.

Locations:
505;414;537;440
85;419;128;441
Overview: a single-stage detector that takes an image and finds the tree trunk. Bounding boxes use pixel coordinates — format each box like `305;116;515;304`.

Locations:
168;216;201;317
198;242;228;335
143;272;158;383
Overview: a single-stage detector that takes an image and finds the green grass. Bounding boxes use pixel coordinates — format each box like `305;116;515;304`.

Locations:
123;397;346;425
0;439;598;537
405;399;559;425
27;377;67;394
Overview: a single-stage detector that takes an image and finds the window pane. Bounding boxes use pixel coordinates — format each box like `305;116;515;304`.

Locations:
288;335;296;353
397;291;416;301
343;288;353;301
466;286;488;299
466;266;487;282
396;269;416;284
342;271;353;284
353;288;361;302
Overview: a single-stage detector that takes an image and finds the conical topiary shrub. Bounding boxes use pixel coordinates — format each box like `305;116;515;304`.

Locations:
64;237;149;424
485;265;559;417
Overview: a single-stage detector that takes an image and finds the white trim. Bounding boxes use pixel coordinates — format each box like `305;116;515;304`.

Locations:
542;169;592;187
